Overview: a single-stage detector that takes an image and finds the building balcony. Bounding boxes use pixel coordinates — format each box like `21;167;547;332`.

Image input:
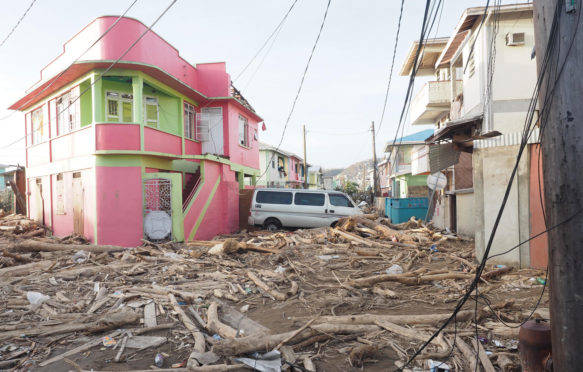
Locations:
409;80;462;125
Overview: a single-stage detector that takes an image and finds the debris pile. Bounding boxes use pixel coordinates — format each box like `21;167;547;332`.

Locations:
0;213;548;371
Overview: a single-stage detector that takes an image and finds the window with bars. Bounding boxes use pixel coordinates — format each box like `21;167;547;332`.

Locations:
184;102;197;140
238;115;249;147
105;91;133;123
56;91;80;135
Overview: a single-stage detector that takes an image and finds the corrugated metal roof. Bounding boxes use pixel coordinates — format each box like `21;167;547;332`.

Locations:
386;129;435;148
474;128;540;148
429;143;460;173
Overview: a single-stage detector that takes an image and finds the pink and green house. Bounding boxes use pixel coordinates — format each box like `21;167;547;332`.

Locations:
9;16;262;246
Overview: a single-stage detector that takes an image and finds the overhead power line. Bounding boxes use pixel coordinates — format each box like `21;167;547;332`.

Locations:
0;0;176;151
256;0;332;183
233;0;299;82
0;0;37;49
0;0;140;123
375;0;405;137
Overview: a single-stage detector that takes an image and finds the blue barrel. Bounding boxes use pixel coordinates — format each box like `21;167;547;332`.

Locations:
385;197;429;223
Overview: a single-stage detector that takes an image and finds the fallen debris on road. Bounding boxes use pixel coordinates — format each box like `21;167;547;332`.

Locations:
0;213;547;371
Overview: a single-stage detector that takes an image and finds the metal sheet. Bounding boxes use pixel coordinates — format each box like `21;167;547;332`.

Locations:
429;143;461;173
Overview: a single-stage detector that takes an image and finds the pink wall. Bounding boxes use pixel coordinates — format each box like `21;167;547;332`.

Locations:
31;17;229;100
183;161;239;240
50;168;95;242
96;166;143;246
144;127;182;155
193;163;239;240
184;138;202;155
224;102;260;170
96;124;140;151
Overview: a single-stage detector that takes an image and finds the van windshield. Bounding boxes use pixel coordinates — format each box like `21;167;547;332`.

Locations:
256;191;293;205
329;194;354;207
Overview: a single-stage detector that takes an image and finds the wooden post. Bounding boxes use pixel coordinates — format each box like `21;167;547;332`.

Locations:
371;121;378;197
533;1;583;370
303;125;308;189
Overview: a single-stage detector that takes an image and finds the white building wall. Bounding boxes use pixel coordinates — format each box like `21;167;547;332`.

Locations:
257;150;287;187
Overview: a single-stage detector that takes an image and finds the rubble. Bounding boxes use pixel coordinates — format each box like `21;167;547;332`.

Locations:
0;213;548;371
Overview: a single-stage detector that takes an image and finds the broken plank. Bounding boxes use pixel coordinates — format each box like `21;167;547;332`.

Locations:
143;302;157;328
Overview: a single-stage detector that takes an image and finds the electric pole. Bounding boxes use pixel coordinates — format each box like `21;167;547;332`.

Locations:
533;1;583;370
303;125;308;189
371;121;378;197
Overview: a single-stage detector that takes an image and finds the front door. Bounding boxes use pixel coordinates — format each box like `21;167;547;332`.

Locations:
72;172;84;235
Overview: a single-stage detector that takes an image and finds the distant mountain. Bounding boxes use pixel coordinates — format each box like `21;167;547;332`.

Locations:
322;168;343;177
338;159;373;180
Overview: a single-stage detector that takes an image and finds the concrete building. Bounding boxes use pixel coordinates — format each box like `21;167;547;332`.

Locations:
256;142;308;188
8;16;262;246
308;165;324;189
383;129;434;198
401;3;546;267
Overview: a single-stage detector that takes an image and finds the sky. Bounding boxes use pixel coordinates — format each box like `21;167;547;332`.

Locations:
0;0;524;169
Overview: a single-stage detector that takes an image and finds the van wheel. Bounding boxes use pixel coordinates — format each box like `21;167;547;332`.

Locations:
330;221;338;228
264;218;282;231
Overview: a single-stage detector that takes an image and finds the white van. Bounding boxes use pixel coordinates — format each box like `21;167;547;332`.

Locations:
248;188;362;230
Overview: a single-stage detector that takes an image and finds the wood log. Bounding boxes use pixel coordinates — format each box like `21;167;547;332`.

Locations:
472;338;496;372
10;239;127;253
0;260;54;278
311;310;476;326
375;320;449;352
247;271;287;301
168;293;205;353
213;324;378;356
332;228;373;246
352;216;404;240
348;272;473;287
206;302;238;339
482;266;513;280
455;337;477;372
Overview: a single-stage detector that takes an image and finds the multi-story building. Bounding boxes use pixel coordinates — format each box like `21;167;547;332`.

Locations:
8;16;262;246
383;129;434;198
401;3;547;267
256;142;308;188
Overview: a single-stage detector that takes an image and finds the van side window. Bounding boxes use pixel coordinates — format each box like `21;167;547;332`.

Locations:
257;191;292;204
329;194;354;207
294;193;325;206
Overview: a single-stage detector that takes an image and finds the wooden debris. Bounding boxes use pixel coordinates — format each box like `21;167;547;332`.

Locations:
0;213;544;370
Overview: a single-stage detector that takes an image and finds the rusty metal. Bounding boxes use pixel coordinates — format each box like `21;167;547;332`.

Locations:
519;319;552;372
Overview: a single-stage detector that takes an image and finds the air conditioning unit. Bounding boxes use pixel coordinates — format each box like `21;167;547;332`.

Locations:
506;32;525;46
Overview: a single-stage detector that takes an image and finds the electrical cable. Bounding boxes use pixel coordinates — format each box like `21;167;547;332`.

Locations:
255;0;332;185
233;0;299;82
0;0;140;123
0;0;37;49
375;0;405;137
395;1;576;369
0;0;176;151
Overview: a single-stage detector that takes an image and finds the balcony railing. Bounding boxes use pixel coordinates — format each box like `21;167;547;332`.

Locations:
409;80;462;125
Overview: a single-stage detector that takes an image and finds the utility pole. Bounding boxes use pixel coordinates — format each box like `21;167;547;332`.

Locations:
303;125;308;189
371;121;378;197
533;1;583;370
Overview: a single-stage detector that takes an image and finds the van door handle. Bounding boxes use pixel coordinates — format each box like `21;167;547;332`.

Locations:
325;209;328;213
329;209;335;213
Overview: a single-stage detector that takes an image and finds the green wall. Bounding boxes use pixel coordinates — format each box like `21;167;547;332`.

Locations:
143;84;180;135
80;80;93;127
